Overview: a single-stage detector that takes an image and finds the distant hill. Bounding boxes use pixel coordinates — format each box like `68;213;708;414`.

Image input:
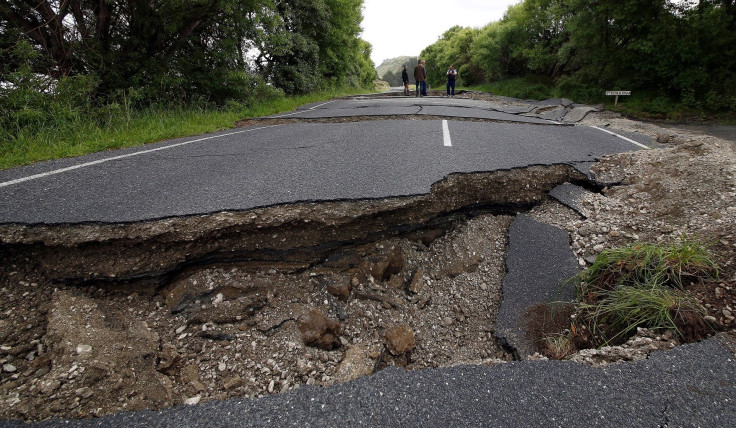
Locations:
375;56;418;86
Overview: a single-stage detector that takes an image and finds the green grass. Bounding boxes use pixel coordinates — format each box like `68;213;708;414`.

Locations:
572;237;718;345
461;76;558;100
581;282;706;343
0;87;372;171
460;77;736;124
578;238;719;297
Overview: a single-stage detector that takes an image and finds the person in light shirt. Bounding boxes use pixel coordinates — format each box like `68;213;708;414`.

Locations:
446;65;457;97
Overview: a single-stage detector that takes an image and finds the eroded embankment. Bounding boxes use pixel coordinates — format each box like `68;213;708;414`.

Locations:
0;164;587;285
0;164;591;421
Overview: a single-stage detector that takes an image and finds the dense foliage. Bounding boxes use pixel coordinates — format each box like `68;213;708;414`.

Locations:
420;0;736;112
0;0;376;136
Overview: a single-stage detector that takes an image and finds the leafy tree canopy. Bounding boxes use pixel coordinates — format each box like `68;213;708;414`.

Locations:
420;0;736;110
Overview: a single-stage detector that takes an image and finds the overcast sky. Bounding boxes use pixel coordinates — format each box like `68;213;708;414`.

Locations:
361;0;523;66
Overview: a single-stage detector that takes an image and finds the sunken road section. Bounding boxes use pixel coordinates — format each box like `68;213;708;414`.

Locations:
0;165;587;285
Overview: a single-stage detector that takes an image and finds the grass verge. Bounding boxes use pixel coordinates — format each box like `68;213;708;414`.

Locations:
0;87;372;171
460;77;736;124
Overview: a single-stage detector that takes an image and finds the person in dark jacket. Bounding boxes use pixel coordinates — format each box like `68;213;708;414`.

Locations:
401;65;409;96
413;59;426;97
446;65;457;97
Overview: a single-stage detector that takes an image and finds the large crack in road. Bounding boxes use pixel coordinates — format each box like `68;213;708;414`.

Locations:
3;102;735;425
0;164;593;421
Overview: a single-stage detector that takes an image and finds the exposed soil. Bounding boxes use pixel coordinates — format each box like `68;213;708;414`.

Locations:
1;107;735;422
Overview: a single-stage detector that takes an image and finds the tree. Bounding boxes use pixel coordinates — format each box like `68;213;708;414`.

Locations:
1;0;376;102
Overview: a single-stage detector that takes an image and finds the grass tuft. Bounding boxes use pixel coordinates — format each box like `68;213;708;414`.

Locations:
567;237;718;347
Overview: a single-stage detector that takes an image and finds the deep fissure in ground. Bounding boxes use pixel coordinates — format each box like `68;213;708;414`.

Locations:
0;164;597;420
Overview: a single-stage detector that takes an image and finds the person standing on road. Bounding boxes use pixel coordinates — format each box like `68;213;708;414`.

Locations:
413;59;426;97
402;65;410;96
421;60;428;96
446;65;457;97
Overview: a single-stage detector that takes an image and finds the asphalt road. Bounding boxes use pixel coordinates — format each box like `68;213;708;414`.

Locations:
6;96;732;427
0;96;651;224
6;336;736;427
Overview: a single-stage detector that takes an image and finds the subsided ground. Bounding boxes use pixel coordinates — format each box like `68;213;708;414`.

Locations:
0;99;735;422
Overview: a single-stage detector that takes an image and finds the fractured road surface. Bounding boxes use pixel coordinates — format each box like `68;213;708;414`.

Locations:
0;96;650;224
5;95;733;427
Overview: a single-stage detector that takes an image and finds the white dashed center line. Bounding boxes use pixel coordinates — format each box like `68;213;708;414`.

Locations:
443;120;452;147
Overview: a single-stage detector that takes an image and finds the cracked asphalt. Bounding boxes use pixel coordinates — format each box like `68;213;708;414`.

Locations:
0;96;649;224
4;95;733;427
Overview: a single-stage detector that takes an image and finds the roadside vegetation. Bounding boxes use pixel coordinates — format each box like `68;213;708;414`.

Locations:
1;0;377;170
420;0;735;122
537;238;720;359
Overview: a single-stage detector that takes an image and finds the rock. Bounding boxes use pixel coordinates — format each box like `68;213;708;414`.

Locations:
76;344;93;355
198;331;236;341
369;247;404;282
75;387;94;399
656;133;674;144
439;253;483;278
184;395;201;405
156;343;180;373
326;281;351;300
3;363;16;373
387;274;405;289
298;309;342;350
384;325;416;356
704;315;717;323
212;293;224;305
188;295;267;325
39;379;61;394
181;364;199;384
335;344;381;383
218;362;227;372
224;376;244;391
408;269;425;294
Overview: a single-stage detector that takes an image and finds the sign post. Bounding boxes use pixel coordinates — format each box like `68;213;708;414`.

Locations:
606;91;631;106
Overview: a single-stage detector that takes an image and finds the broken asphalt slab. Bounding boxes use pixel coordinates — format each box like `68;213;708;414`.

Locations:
549;183;590;216
8;334;735;427
495;214;580;359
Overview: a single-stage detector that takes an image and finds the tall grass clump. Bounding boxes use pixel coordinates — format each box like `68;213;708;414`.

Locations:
573;237;718;345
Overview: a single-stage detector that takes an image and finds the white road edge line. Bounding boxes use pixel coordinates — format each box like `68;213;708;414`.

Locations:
443;120;452;147
591;125;650;149
271;100;335;118
0;125;281;188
